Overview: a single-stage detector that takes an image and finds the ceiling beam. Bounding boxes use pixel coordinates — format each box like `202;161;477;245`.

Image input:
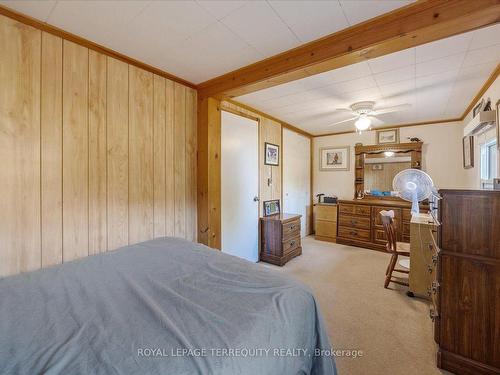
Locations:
198;0;500;99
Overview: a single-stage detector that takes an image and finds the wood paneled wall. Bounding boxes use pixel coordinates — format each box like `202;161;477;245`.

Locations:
0;15;197;277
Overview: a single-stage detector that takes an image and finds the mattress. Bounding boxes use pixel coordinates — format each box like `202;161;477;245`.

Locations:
0;237;336;374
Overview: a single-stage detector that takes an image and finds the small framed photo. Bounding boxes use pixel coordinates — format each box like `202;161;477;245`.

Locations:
264;142;279;166
376;128;399;144
320;146;350;171
463;135;474;169
263;199;280;216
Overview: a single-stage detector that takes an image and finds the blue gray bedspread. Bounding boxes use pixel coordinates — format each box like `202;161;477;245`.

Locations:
0;237;336;375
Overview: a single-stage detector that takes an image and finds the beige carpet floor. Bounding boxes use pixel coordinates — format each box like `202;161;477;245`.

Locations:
260;236;451;375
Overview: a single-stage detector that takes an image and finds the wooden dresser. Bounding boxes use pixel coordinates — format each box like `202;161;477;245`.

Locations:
314;204;337;242
336;199;414;251
435;189;500;375
260;213;302;266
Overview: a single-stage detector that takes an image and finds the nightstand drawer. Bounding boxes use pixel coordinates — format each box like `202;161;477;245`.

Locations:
282;219;300;240
283;235;300;255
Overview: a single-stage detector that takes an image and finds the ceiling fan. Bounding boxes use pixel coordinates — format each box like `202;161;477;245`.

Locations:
328;101;412;131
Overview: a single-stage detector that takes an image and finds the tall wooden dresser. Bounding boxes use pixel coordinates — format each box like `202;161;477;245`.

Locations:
436;189;500;375
260;214;302;266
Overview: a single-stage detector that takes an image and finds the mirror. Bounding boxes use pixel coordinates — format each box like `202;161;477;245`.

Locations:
354;142;423;199
364;153;411;192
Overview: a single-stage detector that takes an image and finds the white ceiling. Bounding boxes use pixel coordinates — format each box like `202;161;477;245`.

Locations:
235;24;500;135
0;0;413;83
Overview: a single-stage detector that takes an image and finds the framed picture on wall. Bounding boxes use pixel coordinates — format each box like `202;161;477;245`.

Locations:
319;146;350;171
463;135;474;169
263;199;280;216
264;142;279;166
376;128;400;144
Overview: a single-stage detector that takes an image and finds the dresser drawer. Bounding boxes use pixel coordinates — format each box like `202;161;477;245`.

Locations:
402;209;412;222
283;235;300;255
354;205;371;216
315;205;337;221
339;204;355;215
282;219;300;240
316;219;337;238
339;215;370;229
402;222;410;235
338;226;371;241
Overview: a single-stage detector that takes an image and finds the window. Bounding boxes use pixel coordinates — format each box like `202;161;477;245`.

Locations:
480;139;497;189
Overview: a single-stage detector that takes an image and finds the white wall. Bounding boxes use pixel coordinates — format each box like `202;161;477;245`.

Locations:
313;121;468;200
461;75;499;188
283;129;311;236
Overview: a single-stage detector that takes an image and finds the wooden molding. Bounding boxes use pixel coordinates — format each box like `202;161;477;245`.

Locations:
314;118;462;138
225;99;313;138
0;4;196;89
461;62;500;119
219;104;260;123
355;141;422;154
198;0;500;99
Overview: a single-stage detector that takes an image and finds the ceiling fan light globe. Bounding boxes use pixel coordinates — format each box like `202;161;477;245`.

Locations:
355;116;371;131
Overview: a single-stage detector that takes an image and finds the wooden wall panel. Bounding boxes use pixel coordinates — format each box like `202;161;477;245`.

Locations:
62;40;89;262
0;16;41;277
259;118;282;215
174;83;187;238
129;65;154;244
107;57;129;250
88;50;107;255
165;80;175;236
0;15;197;277
41;32;63;267
185;88;197;242
153;75;166;237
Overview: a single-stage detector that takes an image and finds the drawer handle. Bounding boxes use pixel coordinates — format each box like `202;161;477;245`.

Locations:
427;265;434;274
351;220;357;225
289;225;295;231
427;281;440;296
289;240;295;247
429;308;439;322
350;231;357;236
432;254;438;265
428;243;434;251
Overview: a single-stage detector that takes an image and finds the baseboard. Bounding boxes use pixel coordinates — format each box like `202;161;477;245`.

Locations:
438;349;500;375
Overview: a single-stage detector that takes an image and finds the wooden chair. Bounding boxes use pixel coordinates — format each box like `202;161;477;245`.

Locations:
380;211;411;289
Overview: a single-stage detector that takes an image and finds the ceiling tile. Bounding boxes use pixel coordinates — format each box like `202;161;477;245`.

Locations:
462;43;500;68
469;23;500;50
340;0;413;26
196;0;248;21
220;1;300;56
416;32;472;63
368;48;415;74
374;65;415;86
416;53;465;77
268;0;349;43
308;61;373;85
48;1;151;47
0;0;56;21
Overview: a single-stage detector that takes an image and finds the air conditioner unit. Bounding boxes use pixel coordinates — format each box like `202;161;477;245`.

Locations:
463;110;496;136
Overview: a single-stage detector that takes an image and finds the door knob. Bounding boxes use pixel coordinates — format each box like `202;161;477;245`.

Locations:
253;196;260;202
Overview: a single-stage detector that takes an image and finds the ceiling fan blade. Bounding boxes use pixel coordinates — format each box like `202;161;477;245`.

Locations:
371;103;411;116
327;116;359;127
334;108;354;113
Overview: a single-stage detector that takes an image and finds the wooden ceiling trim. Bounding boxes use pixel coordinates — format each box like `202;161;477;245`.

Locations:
0;4;196;89
198;0;500;99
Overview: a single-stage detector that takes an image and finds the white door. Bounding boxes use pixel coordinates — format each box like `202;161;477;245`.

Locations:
283;129;311;237
221;111;259;262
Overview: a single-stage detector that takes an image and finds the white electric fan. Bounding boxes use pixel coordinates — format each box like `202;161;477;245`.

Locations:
393;169;434;215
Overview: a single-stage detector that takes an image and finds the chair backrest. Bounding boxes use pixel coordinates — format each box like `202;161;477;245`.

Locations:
380;210;397;253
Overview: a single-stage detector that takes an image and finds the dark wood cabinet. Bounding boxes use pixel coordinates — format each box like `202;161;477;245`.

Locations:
336;199;414;251
260;213;302;266
436;189;500;375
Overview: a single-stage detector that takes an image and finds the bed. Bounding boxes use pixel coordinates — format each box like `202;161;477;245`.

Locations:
0;237;336;374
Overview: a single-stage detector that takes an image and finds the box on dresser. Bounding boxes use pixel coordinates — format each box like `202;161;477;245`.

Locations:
436;189;500;375
260;213;302;266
